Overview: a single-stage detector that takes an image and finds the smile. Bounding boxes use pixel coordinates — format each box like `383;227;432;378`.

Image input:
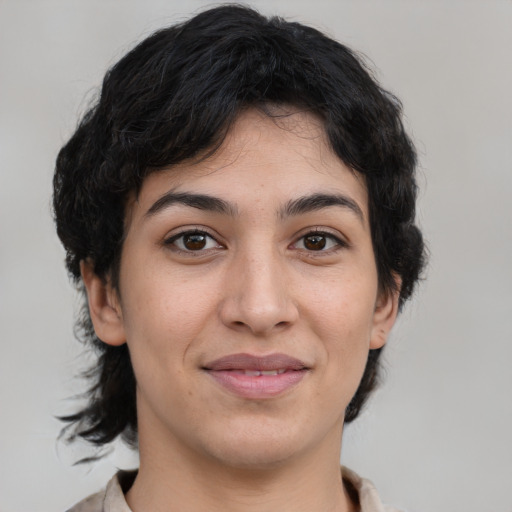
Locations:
203;353;309;399
231;369;287;376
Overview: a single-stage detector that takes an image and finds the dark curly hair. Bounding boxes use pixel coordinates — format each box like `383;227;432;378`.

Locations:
54;4;425;450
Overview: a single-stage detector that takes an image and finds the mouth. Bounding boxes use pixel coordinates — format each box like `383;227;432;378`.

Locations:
202;353;309;399
229;369;287;376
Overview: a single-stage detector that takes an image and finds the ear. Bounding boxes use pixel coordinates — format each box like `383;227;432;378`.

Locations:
80;260;126;346
370;278;401;350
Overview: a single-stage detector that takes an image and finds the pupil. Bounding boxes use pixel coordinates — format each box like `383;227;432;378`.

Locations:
305;235;326;250
184;234;206;250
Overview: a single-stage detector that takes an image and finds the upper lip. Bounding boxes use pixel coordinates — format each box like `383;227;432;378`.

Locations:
203;353;308;371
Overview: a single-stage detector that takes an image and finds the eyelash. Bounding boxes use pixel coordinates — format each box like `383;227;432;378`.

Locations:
164;228;348;255
291;229;348;254
164;229;223;254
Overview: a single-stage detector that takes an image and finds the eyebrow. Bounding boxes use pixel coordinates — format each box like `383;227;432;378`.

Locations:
145;190;363;222
280;193;364;221
145;191;239;218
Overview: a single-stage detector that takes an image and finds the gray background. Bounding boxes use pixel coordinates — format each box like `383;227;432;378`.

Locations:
1;1;511;511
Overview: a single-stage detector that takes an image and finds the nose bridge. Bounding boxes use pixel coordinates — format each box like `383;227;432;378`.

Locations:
245;245;281;303
220;238;297;335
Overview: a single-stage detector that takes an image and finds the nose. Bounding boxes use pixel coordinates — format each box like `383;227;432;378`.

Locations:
218;247;299;336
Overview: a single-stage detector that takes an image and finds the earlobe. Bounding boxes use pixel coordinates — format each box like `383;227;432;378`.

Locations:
370;280;401;350
80;260;126;346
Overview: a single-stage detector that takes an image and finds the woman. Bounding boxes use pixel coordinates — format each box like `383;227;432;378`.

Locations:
54;5;425;511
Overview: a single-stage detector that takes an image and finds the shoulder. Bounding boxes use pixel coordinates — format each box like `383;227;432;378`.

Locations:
341;466;405;512
68;467;404;512
66;489;105;512
66;470;136;512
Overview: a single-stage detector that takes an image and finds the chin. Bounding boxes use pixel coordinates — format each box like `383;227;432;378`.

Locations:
208;441;296;471
197;420;319;470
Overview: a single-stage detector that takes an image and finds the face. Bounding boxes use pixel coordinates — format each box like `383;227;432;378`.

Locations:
85;108;398;470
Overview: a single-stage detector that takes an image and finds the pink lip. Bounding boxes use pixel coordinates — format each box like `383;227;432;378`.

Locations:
203;353;309;399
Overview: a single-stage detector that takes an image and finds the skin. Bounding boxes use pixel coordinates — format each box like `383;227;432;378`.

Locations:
82;108;400;512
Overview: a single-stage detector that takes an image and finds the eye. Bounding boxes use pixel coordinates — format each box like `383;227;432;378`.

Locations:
293;231;345;252
165;230;222;252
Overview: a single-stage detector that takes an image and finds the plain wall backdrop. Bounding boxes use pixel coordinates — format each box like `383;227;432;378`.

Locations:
0;1;511;511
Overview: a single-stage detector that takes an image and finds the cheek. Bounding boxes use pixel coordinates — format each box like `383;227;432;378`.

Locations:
309;271;377;336
119;263;219;361
308;274;378;374
119;275;201;404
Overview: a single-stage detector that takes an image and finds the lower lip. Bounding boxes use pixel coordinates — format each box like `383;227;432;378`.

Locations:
206;370;307;399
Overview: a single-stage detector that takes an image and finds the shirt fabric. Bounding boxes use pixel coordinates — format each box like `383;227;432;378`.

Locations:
66;466;402;512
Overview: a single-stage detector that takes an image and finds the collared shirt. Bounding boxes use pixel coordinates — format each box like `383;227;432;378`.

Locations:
67;466;402;512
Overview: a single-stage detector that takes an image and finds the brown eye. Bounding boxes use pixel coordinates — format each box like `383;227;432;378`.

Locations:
183;233;207;250
166;230;221;252
303;234;327;251
293;231;345;252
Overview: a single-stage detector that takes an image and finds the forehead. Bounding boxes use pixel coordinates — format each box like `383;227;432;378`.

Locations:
128;108;368;221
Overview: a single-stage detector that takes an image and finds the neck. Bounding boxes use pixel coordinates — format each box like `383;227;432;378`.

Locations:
126;418;356;512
